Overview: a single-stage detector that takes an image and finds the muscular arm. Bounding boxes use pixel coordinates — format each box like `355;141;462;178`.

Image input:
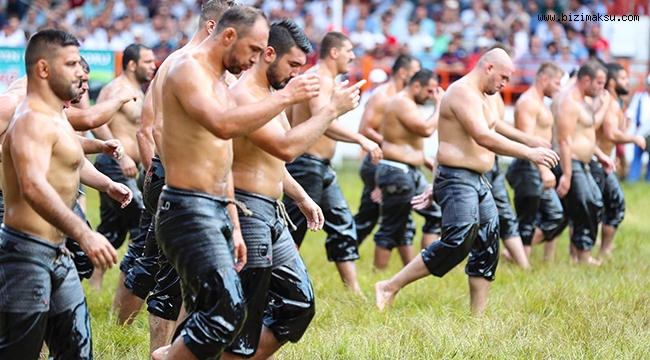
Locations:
237;92;339;162
65;95;130;131
453;91;533;159
79;158;113;192
136;87;155;170
556;100;578;179
602;101;644;146
282;167;310;202
169;61;307;139
358;93;386;144
9;115;90;240
89;84;121;141
77;135;104;154
397;99;440;137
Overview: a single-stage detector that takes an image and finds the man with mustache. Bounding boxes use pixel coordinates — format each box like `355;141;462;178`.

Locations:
0;29;120;360
152;6;320;360
225;18;364;360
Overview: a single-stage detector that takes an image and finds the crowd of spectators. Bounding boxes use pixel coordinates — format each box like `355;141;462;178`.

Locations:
0;0;649;85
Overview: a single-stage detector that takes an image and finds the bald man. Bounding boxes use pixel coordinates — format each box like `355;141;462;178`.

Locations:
375;49;558;314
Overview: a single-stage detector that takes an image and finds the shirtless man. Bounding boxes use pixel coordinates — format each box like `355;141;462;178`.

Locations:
506;62;566;262
153;7;320;360
225;19;364;360
0;29;119;360
372;69;444;271
481;43;552;270
0;60;135;280
130;0;233;352
355;54;421;245
90;45;155;317
283;32;382;295
552;60;614;265
374;49;558;314
590;62;646;259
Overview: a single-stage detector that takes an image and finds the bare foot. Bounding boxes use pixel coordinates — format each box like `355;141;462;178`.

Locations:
501;249;513;262
587;257;602;266
151;345;171;360
375;281;397;311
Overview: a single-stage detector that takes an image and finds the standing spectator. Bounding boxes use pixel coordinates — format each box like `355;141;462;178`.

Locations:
625;75;650;182
0;15;26;47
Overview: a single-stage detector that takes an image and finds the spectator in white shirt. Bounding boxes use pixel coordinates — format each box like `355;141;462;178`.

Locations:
405;20;434;55
625;74;650;182
0;15;26;47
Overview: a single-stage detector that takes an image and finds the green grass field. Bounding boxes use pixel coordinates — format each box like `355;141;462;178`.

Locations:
81;160;650;359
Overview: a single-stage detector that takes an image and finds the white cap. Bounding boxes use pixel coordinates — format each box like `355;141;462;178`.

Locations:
369;69;388;84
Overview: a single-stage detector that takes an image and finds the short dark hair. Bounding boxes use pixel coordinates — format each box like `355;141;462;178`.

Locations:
25;29;80;76
409;69;437;86
122;43;150;70
318;32;350;59
268;18;312;58
391;54;419;76
488;42;515;58
577;60;607;80
80;56;90;73
605;62;625;86
199;0;235;25
215;6;267;39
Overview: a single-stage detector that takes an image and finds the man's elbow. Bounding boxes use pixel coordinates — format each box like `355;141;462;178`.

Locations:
20;179;42;203
275;146;300;163
473;132;493;148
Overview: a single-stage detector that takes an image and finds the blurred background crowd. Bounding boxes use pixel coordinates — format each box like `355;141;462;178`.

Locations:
0;0;648;85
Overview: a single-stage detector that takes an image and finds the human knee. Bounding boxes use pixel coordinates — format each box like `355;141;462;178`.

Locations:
420;222;479;277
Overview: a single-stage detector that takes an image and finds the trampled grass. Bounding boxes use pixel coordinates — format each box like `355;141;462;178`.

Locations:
81;161;650;359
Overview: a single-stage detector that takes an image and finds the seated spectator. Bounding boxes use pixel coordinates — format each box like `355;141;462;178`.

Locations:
83;0;106;21
350;18;382;57
0;15;26;47
406;20;434;55
465;36;493;69
516;36;550;85
412;5;435;37
431;23;451;59
554;39;580;75
437;36;467;81
590;23;610;58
